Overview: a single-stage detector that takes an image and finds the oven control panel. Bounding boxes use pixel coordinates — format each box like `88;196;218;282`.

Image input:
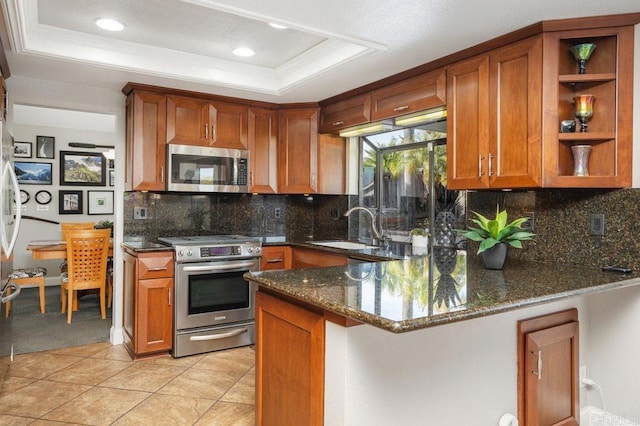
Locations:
174;242;261;262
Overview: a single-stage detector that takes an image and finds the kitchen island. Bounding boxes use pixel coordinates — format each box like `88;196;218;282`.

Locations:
245;249;640;425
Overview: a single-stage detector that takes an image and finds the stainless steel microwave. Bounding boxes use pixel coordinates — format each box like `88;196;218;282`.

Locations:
167;144;248;192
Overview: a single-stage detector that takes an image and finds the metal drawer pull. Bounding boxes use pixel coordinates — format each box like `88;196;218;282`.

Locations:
266;258;284;263
148;267;168;271
393;105;409;112
190;328;248;341
332;121;344;126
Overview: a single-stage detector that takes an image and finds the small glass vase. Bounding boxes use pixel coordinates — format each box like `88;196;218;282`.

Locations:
571;144;592;177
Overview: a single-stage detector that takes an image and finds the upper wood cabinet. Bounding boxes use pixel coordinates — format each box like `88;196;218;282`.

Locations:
278;108;319;194
371;68;446;121
125;91;167;191
318;93;371;133
166;95;248;149
541;25;633;188
447;36;542;190
248;107;279;193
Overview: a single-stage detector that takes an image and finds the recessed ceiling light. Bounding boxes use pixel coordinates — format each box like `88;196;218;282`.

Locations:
95;18;125;32
233;47;255;57
268;23;288;30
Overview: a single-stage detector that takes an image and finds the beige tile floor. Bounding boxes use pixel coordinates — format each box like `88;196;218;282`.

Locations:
0;342;255;425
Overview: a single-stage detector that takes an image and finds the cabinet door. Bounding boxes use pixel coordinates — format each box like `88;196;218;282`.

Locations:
210;101;248;149
489;36;542;188
260;246;292;270
166;95;209;146
319;93;371;133
136;277;173;354
525;322;579;426
371;68;446;121
256;291;325;426
292;247;348;269
126;91;167;191
317;133;346;195
446;55;490;189
249;108;278;193
278;108;319;194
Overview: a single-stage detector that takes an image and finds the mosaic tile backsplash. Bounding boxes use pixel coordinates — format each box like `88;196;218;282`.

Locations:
467;188;640;270
123;192;348;243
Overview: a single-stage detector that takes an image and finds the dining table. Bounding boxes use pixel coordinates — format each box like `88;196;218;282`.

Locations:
26;239;114;260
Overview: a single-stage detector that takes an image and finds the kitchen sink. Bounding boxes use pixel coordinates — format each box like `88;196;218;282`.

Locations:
310;241;377;250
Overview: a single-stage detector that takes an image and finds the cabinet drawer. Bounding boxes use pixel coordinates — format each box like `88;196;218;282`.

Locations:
138;252;174;279
261;246;292;270
319;93;371;133
371;68;446;121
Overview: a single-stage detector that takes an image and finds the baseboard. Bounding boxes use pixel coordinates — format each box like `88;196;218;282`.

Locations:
110;326;124;345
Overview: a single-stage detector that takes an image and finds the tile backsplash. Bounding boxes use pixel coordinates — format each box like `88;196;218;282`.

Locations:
123;192;348;242
467;188;640;270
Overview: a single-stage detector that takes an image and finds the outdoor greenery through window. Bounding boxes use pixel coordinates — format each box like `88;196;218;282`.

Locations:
356;123;465;245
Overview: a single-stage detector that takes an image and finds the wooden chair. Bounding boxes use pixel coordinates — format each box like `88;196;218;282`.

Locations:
4;267;47;317
60;228;111;324
59;222;95;272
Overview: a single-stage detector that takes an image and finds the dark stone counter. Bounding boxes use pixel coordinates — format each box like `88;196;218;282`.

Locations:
246;248;640;333
121;241;173;253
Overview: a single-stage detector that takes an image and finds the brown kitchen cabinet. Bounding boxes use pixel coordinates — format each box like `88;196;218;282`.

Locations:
371;68;446;121
447;36;543;190
255;290;325;426
518;309;579;426
123;249;174;359
248;107;279;193
292;247;348;269
166;95;248;149
541;25;633;187
125;91;167;191
260;246;292;270
318;92;371;133
278;107;319;194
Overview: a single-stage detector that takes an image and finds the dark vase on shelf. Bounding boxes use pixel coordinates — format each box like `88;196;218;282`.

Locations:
481;243;509;270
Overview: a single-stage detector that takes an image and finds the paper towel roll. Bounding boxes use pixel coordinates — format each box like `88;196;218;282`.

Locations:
498;413;519;426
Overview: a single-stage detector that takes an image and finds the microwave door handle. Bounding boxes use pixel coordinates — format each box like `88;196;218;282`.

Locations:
182;262;256;272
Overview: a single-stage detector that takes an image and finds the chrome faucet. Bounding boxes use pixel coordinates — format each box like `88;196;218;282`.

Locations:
343;206;389;247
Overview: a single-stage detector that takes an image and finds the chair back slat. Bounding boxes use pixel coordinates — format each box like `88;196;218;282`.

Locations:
61;222;95;240
65;229;110;291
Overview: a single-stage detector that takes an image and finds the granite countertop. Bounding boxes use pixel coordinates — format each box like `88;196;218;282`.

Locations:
121;241;173;252
246;247;640;333
267;240;419;261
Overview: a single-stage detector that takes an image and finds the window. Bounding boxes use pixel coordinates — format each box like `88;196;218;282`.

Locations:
353;123;464;245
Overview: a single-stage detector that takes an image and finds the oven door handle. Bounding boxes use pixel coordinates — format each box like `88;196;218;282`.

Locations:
182;262;256;273
189;327;249;341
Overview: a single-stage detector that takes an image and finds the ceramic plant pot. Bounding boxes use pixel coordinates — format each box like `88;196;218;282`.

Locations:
481;242;509;270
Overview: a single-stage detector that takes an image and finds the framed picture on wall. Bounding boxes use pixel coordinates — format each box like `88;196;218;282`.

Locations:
14;142;32;158
60;151;106;186
36;136;55;159
59;190;83;214
88;190;114;215
14;162;52;185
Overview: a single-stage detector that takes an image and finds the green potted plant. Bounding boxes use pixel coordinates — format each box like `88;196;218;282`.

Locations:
410;219;429;252
457;207;534;269
95;220;114;237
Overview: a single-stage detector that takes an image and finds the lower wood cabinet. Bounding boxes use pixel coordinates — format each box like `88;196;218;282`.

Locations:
291;247;348;269
123;249;174;359
255;290;325;426
518;309;579;426
260;246;292;270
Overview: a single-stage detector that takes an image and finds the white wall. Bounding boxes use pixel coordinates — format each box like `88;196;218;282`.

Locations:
6;75;126;344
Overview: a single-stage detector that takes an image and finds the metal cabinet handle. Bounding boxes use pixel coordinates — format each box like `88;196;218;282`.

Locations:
190;328;248;341
393;105;409;112
250;171;254;186
478;155;484;177
332;121;344;126
311;172;316;187
212;125;216;141
160;166;164;183
204;124;208;139
266;258;284;263
168;288;172;306
532;350;542;380
488;153;495;176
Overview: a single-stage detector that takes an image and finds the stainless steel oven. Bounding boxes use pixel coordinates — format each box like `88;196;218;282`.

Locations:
158;235;261;358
